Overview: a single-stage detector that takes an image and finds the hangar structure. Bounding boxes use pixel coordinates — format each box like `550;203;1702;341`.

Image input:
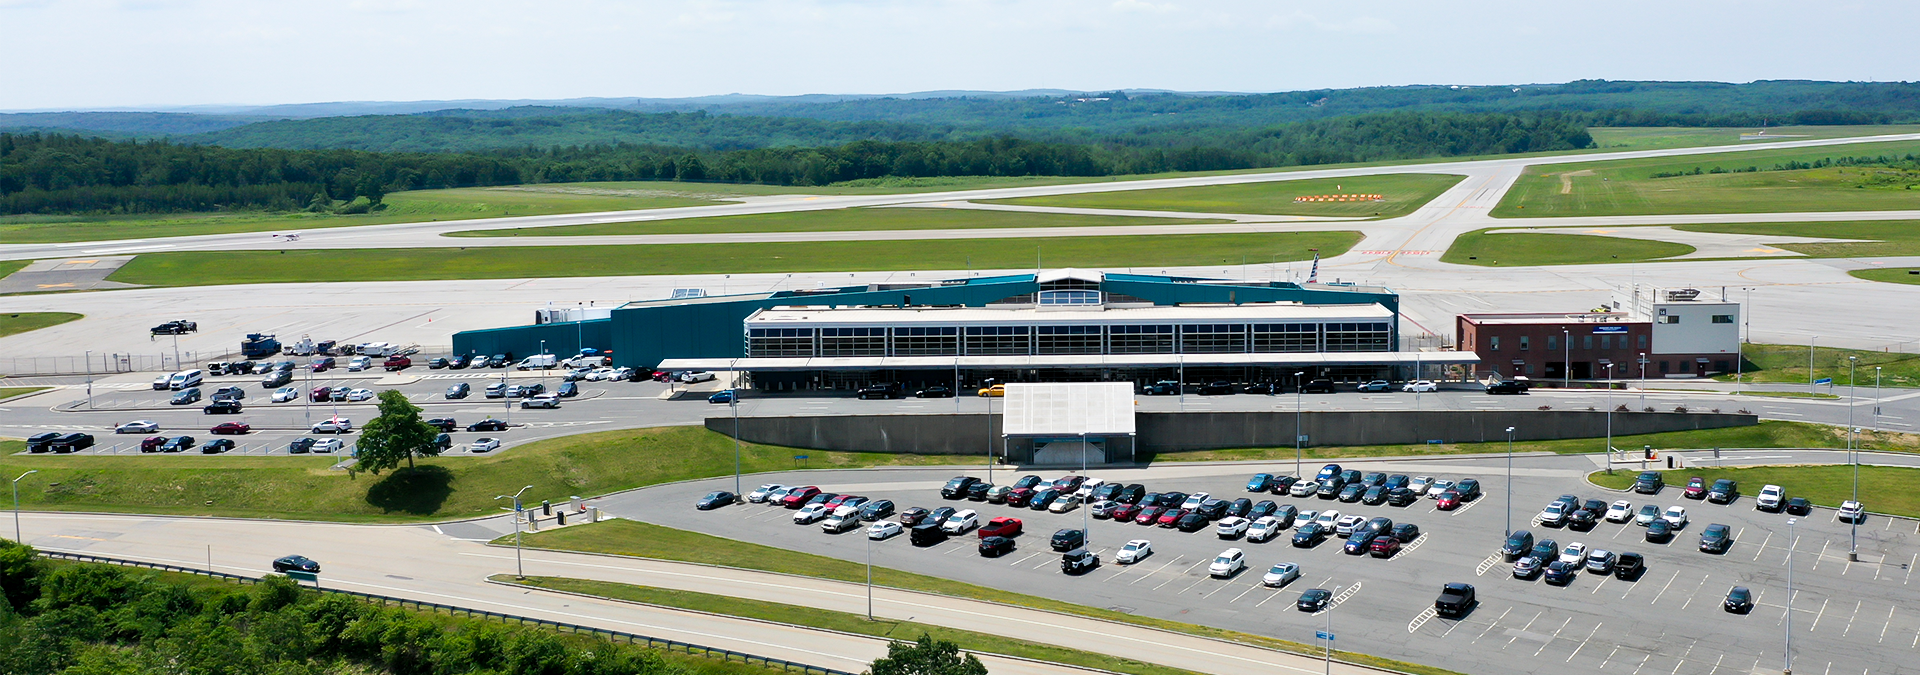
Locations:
453;269;1478;391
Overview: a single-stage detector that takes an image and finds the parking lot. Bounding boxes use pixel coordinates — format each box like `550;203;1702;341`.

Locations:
620;454;1920;675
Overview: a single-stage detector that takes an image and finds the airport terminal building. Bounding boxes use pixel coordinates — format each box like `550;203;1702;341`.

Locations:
454;269;1477;391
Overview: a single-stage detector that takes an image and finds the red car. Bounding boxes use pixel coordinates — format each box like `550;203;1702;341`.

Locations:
140;436;167;452
383;356;412;371
979;516;1023;538
781;486;820;508
1435;491;1461;510
1134;505;1166;525
1109;503;1143;522
1369;536;1401;558
1005;488;1035;507
825;494;856;508
1157;508;1188;527
210;422;251;435
1053;475;1087;492
1683;476;1708;500
310;386;332;402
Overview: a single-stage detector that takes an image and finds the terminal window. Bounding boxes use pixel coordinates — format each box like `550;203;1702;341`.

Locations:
748;328;815;358
1252;323;1318;352
1108;325;1174;354
820;327;888;357
1323;322;1391;352
965;326;1031;355
891;326;958;356
1179;324;1247;353
1036;325;1103;354
1712;315;1734;323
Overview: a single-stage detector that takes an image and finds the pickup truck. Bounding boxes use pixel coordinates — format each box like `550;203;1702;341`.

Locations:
1435;582;1476;618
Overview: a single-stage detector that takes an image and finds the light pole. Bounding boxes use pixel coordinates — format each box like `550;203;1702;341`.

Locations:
1324;584;1339;675
1848;356;1859;562
1561;329;1569;390
494;485;534;579
539;340;547;394
1808;336;1817;394
11;470;37;543
1293;371;1305;478
1875;366;1883;433
983;378;996;485
1785;517;1797;675
1504;427;1515;537
1080;431;1091;549
1737;287;1752;394
1605;363;1616;470
84;349;94;409
1638;353;1648;409
731;385;742;497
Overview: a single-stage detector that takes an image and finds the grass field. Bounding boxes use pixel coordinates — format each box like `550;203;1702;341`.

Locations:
1491;140;1920;217
0;387;49;401
0;427;971;522
976;174;1464;218
0;260;25;278
1588;465;1920;518
1713;342;1920;388
0;187;730;244
449;206;1228;237
1440;228;1694;266
105;231;1362;287
1852;267;1920;286
0;311;83;338
1143;420;1920;462
1671;220;1920;258
1588;126;1920;150
501;576;1201;675
507;520;1458;675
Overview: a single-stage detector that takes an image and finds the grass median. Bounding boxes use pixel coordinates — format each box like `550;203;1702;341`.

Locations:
980;173;1463;219
0;312;83;338
105;231;1360;287
1143;420;1920;462
498;576;1202;675
1492;139;1920;217
1441;229;1693;266
0;387;49;401
1852;267;1920;286
1713;342;1920;388
449;206;1228;237
0;426;972;523
503;519;1460;675
1588;465;1920;519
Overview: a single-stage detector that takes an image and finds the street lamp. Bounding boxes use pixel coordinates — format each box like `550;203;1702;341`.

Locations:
983;378;997;485
11;470;37;543
1637;353;1647;409
494;485;534;579
1808;336;1818;394
1293;371;1306;478
1561;329;1570;390
84;349;94;409
1848;356;1859;561
1605;362;1617;471
1504;427;1515;537
1080;431;1091;550
1323;584;1340;675
1785;517;1797;675
1737;287;1752;394
1875;366;1883;433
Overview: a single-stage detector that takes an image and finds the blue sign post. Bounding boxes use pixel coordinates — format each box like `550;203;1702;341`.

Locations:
1316;630;1335;640
1815;378;1833;385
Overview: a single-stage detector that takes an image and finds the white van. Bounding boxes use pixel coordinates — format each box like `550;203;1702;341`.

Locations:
516;354;558;370
167;369;203;390
356;342;394;357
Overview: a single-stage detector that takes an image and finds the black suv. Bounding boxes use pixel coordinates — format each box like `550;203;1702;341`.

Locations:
1486;381;1528;395
857;383;902;400
1051;529;1085;552
50;433;94;453
1302;379;1336;394
941;476;981;499
426;418;458;432
965;482;993;501
1633;472;1665;494
980;536;1015;557
1707;479;1740;504
1115;484;1147;504
1200;381;1236;395
1501;530;1534;560
204;400;243;415
25;432;59;453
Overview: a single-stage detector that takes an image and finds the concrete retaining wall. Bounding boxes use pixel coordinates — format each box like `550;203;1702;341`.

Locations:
708;410;1758;461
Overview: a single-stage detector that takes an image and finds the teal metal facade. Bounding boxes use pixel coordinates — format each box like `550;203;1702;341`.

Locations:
453;272;1400;369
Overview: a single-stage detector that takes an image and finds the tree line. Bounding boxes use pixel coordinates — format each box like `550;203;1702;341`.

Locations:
0;111;1593;215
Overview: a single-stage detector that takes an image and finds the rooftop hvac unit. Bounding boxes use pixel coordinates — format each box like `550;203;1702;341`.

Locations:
1665;288;1701;301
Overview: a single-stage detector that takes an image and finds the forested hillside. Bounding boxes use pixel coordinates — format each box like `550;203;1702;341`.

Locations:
0;112;1591;214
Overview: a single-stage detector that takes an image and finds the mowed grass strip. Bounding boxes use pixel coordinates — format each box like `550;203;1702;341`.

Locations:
449;206;1229;238
0;427;973;523
1674;220;1920;258
106;232;1361;287
1441;229;1694;266
980;173;1464;218
1852;266;1920;286
1144;420;1920;462
0;187;725;244
0;311;83;338
1588;465;1920;519
1714;342;1920;388
507;520;1461;675
1492;140;1920;217
499;576;1203;675
1587;125;1920;150
0;387;49;401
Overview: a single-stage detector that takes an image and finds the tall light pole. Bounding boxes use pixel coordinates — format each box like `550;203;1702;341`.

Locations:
1808;336;1817;394
1293;371;1306;478
494;485;534;579
1080;430;1091;549
1737;287;1752;394
84;349;94;409
1848;356;1859;562
1324;584;1339;675
1875;366;1883;433
1561;329;1570;390
983;378;996;485
1638;353;1647;409
1605;363;1616;470
866;521;875;620
1785;517;1797;675
11;470;37;543
1504;427;1515;537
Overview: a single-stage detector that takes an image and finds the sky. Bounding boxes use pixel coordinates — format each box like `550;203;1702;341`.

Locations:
2;0;1916;111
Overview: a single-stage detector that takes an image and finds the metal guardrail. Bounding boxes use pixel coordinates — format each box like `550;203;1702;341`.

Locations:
36;550;856;675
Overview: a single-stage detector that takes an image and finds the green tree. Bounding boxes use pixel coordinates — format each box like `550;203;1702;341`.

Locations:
352;390;442;473
868;635;987;675
0;540;42;610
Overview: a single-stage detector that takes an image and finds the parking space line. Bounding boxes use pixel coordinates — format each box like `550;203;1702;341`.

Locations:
1009;550;1043;567
1671;639;1698;675
1632;650;1652;675
1810;598;1831;632
1175;574;1210;595
1814;540;1831;570
1881;606;1895;643
1504;611;1541;649
1708;653;1725;675
1153;559;1206;591
1030;553;1056;569
1752;531;1773;561
1650;569;1681;605
1407;607;1438;633
1599;645;1619;669
1254;585;1291;607
1907;554;1916;585
1475;554;1501;576
1680;574;1709;610
1591;575;1609;595
1565;622;1602;662
1533;616;1572;657
1129;555;1181;585
1614;522;1632;539
1844;600;1863;636
1228;580;1266;603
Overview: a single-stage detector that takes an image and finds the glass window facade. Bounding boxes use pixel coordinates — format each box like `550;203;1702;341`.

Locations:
747;328;814;357
891;326;958;355
1179;324;1246;353
1323;322;1391;352
1035;325;1103;354
1037;290;1102;306
820;327;887;357
1107;325;1174;354
964;326;1031;355
1251;323;1318;352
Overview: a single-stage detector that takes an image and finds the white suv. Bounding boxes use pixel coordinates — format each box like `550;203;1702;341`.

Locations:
942;509;978;534
1756;485;1785;512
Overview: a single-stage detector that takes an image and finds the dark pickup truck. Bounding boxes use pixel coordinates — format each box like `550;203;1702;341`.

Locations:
1435;582;1477;618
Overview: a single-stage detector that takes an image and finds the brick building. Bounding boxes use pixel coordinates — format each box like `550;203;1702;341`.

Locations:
1457;286;1742;381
